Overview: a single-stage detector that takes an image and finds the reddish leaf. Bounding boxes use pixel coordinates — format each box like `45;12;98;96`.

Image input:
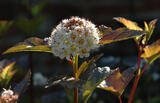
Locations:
113;17;143;31
98;25;112;38
99;27;144;44
149;19;158;30
98;68;135;96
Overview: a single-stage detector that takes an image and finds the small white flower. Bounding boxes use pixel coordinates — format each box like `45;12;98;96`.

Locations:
45;16;100;59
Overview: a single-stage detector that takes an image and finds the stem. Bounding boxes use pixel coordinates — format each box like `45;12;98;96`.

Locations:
128;42;141;103
74;88;78;103
118;96;123;103
73;55;79;103
128;42;149;103
127;74;140;103
29;52;34;103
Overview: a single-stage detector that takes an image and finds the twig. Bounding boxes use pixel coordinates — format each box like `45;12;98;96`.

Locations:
118;96;123;103
128;42;149;103
73;55;78;103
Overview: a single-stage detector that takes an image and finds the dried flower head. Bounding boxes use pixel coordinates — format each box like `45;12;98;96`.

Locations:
0;88;18;103
45;16;100;59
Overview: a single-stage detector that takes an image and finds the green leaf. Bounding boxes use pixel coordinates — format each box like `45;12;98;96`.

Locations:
0;62;16;87
97;68;135;96
15;16;46;35
0;20;13;35
141;39;160;64
81;64;113;103
30;1;46;17
77;61;88;78
3;37;52;55
99;27;145;44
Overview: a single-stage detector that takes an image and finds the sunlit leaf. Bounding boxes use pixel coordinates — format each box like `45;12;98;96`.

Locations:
113;17;144;43
0;62;16;87
0;20;13;35
144;21;149;32
77;61;88;78
97;68;135;96
141;39;160;64
3;37;52;54
30;1;46;17
99;27;145;44
81;65;113;103
13;70;31;97
15;16;46;34
113;17;143;31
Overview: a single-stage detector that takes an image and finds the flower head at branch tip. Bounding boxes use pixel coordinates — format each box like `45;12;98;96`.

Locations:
1;88;18;103
45;16;100;59
1;88;14;97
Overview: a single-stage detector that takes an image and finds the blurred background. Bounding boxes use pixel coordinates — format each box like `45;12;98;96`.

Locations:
0;0;160;103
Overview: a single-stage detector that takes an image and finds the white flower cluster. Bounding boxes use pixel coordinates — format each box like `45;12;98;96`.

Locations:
1;89;14;97
45;17;100;59
1;89;16;103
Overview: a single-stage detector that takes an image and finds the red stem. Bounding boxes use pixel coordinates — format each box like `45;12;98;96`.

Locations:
68;59;74;66
74;88;78;103
68;59;76;77
128;42;141;103
118;96;123;103
69;58;78;103
128;42;150;103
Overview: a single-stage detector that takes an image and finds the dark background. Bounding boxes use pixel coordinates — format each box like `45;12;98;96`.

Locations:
0;0;160;103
